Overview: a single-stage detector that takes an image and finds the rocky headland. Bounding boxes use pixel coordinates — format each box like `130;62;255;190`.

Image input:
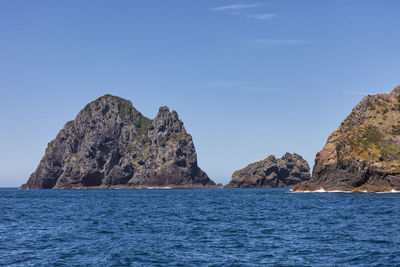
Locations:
293;85;400;192
21;95;215;189
226;153;310;188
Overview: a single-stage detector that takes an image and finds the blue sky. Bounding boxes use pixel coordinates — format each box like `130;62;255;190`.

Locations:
1;0;399;186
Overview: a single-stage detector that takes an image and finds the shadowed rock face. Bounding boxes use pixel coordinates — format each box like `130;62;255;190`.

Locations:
226;153;310;188
294;85;400;192
21;95;215;189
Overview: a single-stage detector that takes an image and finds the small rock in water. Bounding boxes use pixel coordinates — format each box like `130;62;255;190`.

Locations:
226;152;310;188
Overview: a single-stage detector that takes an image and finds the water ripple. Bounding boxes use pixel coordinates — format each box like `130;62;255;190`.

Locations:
0;188;399;266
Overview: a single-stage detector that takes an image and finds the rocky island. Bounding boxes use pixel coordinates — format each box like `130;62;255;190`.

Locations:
21;95;215;189
226;153;310;188
293;85;400;192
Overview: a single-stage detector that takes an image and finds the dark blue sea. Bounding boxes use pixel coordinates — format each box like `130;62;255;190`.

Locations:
1;188;400;266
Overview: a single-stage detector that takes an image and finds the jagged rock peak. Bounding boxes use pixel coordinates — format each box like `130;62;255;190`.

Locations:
390;85;400;96
80;94;141;120
21;95;215;189
293;84;400;192
226;152;310;188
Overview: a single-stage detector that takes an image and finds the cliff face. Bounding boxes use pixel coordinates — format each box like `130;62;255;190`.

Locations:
21;95;215;189
226;153;310;188
294;85;400;192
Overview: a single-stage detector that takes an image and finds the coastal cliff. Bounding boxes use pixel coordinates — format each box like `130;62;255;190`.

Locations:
293;85;400;192
226;153;310;187
21;95;215;189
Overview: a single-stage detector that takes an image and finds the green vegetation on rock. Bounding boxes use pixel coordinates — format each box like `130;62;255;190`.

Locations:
135;115;152;136
392;124;400;135
338;124;400;163
116;98;134;119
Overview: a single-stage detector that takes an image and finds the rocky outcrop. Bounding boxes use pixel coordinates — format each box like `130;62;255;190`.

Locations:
21;95;215;189
226;153;310;187
293;85;400;192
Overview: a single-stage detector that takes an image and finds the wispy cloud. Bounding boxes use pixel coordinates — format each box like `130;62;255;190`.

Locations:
211;3;261;11
211;3;279;21
244;39;309;45
245;13;278;20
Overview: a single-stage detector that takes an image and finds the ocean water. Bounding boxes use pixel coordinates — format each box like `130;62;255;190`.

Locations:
1;188;399;266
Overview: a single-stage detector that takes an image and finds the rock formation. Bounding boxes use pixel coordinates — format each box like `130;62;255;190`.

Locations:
226;153;310;187
21;95;215;189
293;85;400;192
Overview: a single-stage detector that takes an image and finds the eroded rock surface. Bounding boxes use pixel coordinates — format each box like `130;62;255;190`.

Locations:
294;85;400;192
21;95;215;189
226;153;310;188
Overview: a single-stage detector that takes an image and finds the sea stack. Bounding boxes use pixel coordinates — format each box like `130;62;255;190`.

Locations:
226;153;310;187
293;85;400;192
21;95;215;189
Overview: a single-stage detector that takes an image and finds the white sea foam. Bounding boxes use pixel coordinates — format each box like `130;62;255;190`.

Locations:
293;188;400;193
376;189;400;193
314;188;326;192
293;188;360;193
291;188;326;193
326;190;351;193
